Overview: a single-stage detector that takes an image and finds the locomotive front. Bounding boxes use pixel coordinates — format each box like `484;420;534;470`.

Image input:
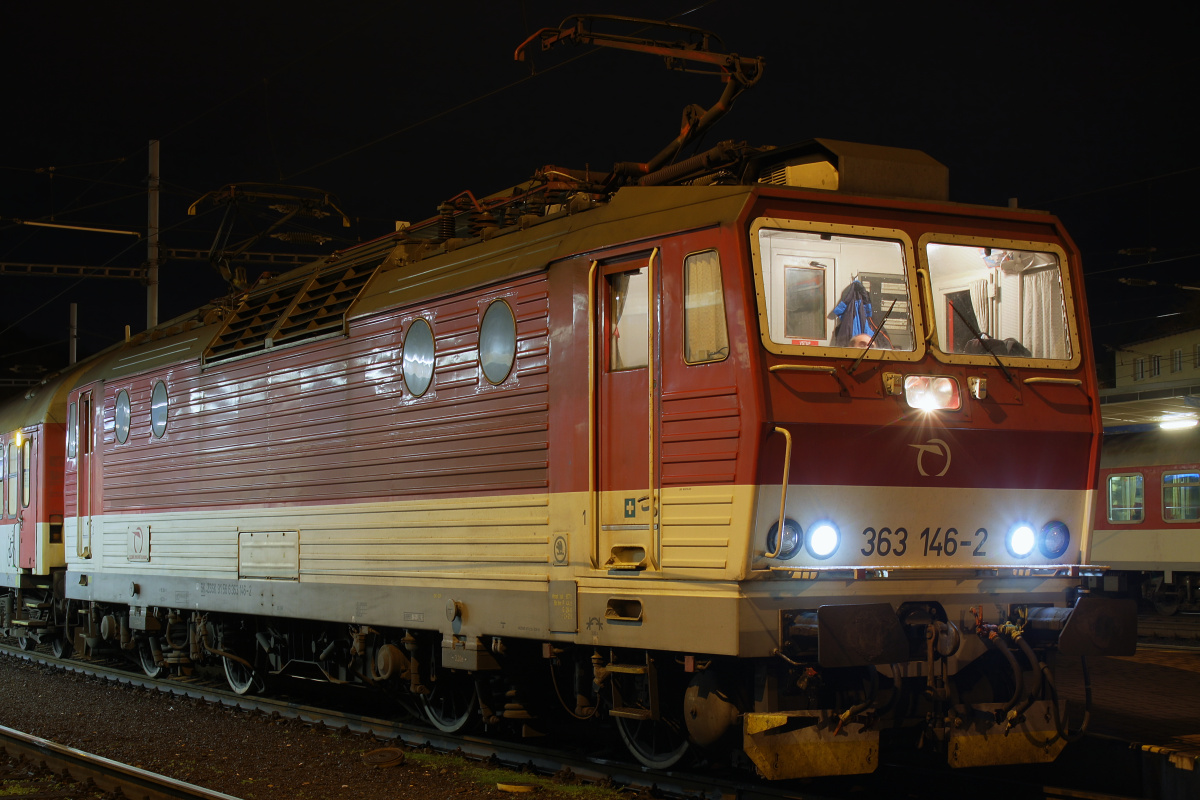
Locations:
723;156;1136;776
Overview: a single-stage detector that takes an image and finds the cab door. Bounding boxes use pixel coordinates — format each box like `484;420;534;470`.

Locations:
4;437;18;570
17;432;35;569
75;387;96;559
596;250;661;571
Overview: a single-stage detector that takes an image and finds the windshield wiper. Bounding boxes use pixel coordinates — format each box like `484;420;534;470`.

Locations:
847;300;896;375
949;303;1014;383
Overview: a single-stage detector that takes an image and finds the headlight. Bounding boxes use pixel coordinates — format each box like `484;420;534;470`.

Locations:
904;375;962;411
767;518;803;560
1039;521;1071;559
808;521;840;559
1006;524;1036;558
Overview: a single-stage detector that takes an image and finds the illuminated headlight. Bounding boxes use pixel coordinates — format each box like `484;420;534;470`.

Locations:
808;521;840;559
767;518;803;560
903;375;961;411
1039;520;1071;559
1006;524;1036;558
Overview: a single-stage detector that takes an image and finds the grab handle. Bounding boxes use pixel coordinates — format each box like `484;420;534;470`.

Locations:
766;426;793;559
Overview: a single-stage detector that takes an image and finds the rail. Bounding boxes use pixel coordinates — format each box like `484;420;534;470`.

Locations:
0;723;240;800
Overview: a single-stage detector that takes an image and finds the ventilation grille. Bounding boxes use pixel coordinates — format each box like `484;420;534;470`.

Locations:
758;164;789;186
204;259;378;366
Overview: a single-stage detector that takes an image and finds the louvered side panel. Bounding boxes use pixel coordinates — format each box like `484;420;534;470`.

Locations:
660;384;741;486
102;276;551;511
657;384;743;576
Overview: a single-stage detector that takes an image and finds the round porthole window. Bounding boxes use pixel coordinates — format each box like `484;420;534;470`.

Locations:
151;381;169;438
402;318;435;397
115;389;131;444
479;299;517;385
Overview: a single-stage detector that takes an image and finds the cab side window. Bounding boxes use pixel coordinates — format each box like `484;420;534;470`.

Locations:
684;250;730;364
67;402;78;458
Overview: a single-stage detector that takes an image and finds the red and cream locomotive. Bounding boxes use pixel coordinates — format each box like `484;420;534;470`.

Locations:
2;17;1134;780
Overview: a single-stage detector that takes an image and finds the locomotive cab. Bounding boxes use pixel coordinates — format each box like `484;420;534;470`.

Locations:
725;143;1135;776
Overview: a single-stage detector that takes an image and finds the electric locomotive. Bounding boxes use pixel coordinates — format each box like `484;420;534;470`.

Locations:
2;15;1137;779
1;135;1136;778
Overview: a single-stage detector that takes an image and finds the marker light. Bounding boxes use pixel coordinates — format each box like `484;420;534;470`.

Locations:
1039;520;1071;559
766;518;803;560
1007;524;1036;558
903;375;962;411
808;522;840;559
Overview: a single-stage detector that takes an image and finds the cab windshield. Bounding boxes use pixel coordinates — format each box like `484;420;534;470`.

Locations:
925;243;1072;360
756;228;915;351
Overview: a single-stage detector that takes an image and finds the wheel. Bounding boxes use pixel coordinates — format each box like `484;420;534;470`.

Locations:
1151;578;1181;616
223;655;263;695
615;713;690;770
50;635;72;658
421;671;478;733
138;638;163;678
17;636;32;651
610;657;690;770
1154;595;1181;616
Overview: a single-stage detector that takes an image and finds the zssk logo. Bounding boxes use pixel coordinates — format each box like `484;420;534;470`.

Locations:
911;438;951;477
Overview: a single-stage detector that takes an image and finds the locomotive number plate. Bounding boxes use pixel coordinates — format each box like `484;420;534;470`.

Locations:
858;526;989;559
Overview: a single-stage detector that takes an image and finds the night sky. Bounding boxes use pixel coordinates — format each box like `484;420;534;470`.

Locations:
2;2;1196;385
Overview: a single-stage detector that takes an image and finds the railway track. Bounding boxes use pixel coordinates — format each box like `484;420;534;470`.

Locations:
1;641;1182;800
1;643;789;800
0;722;241;800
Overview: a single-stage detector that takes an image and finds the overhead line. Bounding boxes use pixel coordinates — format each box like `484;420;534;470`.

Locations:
285;0;723;181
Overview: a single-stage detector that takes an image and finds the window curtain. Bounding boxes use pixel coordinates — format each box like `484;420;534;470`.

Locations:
610;272;631;370
1022;269;1068;359
684;251;728;362
968;278;991;336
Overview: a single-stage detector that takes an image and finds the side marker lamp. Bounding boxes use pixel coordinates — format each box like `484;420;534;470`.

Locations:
1039;520;1071;559
904;375;961;411
808;521;840;559
767;518;803;560
1006;524;1036;558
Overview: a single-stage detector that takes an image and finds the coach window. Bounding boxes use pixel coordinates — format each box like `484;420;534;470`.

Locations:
6;442;17;516
479;299;517;384
67;402;77;458
403;318;435;397
21;439;31;508
115;389;132;444
684;250;730;364
151;381;169;438
2;444;9;518
1163;472;1200;521
1107;473;1144;523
